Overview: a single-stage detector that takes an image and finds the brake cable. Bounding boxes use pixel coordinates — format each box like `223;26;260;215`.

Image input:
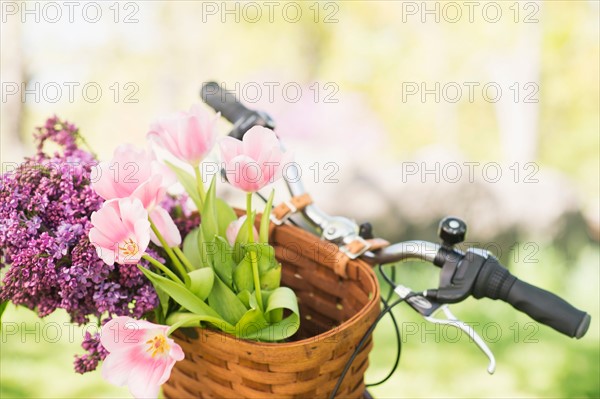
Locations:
365;264;403;388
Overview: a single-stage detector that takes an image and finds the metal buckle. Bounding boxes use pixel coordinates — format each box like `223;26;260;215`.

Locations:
270;200;298;226
339;236;371;259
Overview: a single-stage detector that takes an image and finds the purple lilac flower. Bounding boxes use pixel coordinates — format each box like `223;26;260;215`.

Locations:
74;330;109;374
0;117;160;372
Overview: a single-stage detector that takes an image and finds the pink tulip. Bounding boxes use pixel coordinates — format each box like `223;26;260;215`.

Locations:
89;198;150;265
226;215;259;246
219;126;293;192
148;104;219;166
149;207;181;247
92;144;173;210
100;316;184;399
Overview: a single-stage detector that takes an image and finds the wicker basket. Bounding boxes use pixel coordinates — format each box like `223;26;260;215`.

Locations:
163;217;381;399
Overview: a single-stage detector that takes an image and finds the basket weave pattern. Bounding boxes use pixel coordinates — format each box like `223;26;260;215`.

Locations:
163;221;381;399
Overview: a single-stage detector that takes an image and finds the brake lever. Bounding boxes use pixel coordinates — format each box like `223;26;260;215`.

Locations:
425;306;496;374
393;284;496;374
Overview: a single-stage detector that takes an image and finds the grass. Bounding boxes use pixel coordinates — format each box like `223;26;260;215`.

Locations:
1;243;598;398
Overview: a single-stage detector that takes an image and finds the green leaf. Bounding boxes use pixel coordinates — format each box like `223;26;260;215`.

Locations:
265;287;299;317
255;243;278;275
239;287;300;341
154;284;171;320
260;189;275;243
187;267;215;300
234;291;269;337
247;288;260;309
0;301;8;331
260;264;281;291
197;228;213;269
237;290;252;308
138;266;222;320
235;211;255;247
207;275;248;326
166;312;235;334
183;228;204;269
233;256;254;293
231;211;255;264
212;236;235;289
216;198;237;237
235;308;268;338
201;176;218;242
261;289;282;323
165;160;202;210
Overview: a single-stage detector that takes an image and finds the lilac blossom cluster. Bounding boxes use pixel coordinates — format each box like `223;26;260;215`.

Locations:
73;330;110;374
0;117;162;372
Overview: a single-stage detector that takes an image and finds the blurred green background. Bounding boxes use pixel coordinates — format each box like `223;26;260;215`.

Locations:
1;1;598;398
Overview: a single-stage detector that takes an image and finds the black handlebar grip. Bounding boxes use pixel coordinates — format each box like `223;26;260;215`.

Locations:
200;82;252;125
473;256;591;339
200;82;275;140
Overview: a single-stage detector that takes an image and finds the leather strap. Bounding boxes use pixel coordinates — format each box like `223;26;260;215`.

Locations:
271;193;313;225
340;237;390;259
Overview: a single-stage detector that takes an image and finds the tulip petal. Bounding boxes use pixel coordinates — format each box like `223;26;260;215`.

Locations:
131;175;167;210
276;150;295;182
100;317;182;399
113;144;154;184
243;126;280;160
90;203;129;245
225;155;264;192
92;161;121;200
101;317;158;353
88;220;116;248
149;207;181;247
127;358;167;399
219;126;290;193
101;346;136;387
92;241;116;266
116;198;148;232
91;144;170;208
168;338;185;362
89;198;150;266
148;105;217;166
219;136;242;164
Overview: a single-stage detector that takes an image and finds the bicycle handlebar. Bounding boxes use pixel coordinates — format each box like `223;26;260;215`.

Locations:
200;82;275;139
371;241;590;338
200;82;591;340
362;241;440;264
472;255;590;338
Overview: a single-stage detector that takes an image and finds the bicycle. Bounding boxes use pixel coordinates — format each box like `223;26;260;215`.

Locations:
199;81;591;398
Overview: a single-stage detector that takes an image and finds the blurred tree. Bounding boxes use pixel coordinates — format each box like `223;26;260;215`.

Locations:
1;16;25;162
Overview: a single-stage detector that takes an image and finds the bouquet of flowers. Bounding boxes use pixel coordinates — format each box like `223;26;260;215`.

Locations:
0;105;299;398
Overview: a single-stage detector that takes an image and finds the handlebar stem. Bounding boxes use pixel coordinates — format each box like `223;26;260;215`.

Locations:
362;241;441;265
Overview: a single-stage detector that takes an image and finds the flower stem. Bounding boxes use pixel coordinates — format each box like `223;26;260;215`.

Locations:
249;250;263;311
246;192;254;241
173;246;195;271
194;167;206;208
246;192;263;311
149;218;187;280
74;130;98;159
154;308;165;325
142;254;182;284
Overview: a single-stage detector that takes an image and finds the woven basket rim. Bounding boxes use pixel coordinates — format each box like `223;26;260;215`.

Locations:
175;214;381;349
177;208;380;348
165;215;381;398
178;253;379;349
